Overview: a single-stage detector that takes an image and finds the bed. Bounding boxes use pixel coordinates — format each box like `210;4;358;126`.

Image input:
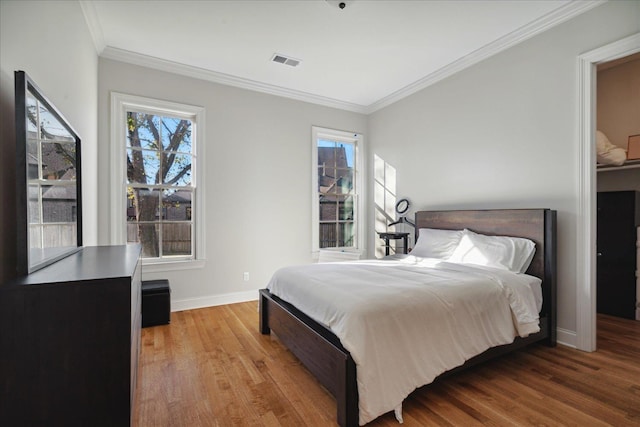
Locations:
259;209;557;426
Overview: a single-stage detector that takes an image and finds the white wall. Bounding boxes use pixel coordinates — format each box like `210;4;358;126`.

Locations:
597;57;640;150
367;1;640;344
97;58;367;309
0;0;98;283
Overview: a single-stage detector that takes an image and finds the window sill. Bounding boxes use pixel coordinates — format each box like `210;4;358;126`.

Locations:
142;258;206;274
314;248;364;263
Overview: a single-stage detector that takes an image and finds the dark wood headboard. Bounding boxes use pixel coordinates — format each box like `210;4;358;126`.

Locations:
414;209;557;334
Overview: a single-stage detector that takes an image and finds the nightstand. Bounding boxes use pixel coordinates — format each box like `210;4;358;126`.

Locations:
378;232;410;256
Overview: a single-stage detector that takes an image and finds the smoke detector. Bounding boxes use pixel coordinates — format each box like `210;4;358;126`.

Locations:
271;53;301;68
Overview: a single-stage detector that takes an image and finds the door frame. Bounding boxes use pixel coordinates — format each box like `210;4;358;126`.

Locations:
576;33;640;352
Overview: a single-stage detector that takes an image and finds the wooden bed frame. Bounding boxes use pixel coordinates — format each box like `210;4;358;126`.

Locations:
259;209;557;427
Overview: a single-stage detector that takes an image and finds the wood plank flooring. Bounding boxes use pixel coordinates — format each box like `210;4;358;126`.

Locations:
133;302;640;426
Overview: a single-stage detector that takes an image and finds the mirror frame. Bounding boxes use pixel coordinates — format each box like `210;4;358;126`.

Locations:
395;198;410;215
15;70;83;275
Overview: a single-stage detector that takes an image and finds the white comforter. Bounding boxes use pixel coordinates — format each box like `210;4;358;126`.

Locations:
266;256;541;425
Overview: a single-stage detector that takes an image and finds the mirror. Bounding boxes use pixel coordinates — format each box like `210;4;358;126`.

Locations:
395;198;410;216
15;71;82;275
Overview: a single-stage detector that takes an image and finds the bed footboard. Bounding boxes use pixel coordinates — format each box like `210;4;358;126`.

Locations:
259;289;358;427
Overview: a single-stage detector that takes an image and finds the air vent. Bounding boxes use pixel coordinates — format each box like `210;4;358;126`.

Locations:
271;53;301;68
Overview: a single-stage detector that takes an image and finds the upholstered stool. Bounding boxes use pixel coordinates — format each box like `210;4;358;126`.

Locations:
141;279;171;327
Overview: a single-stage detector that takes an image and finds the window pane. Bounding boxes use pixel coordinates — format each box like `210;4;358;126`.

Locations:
127;223;160;258
319;223;336;249
27;140;39;180
26;94;38;137
162;189;192;220
342;143;355;168
318;141;355;195
335;168;354;194
29;225;42;249
319;195;337;221
319;146;335;168
318;166;338;193
28;185;40;224
39;105;73;142
41;185;77;223
334;145;348;167
339;196;354;220
42;224;76;248
127;187;160;222
162;223;191;256
127;149;160;184
41;142;76;181
161;117;192;152
126;222;137;244
318;141;352;167
338;222;355;248
162;152;192;186
318;166;330;192
127;112;160;150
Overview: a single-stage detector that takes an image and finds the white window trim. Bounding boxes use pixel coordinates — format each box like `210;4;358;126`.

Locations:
311;126;365;257
110;92;206;271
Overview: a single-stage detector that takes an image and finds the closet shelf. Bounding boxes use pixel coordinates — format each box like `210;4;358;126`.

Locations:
597;159;640;172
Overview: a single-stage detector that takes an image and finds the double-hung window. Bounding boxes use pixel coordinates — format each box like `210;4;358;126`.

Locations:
111;93;205;269
311;126;364;254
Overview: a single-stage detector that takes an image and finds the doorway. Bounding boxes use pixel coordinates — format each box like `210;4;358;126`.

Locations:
595;54;640;321
576;33;640;352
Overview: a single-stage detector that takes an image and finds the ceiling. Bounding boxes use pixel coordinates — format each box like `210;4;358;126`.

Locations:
81;0;602;113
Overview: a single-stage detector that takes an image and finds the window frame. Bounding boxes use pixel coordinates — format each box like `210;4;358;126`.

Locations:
110;92;206;272
311;126;365;256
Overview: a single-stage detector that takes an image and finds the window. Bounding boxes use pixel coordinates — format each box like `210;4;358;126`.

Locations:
311;126;364;253
111;93;205;269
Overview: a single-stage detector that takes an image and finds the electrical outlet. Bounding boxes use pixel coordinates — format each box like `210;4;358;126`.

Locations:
243;272;250;282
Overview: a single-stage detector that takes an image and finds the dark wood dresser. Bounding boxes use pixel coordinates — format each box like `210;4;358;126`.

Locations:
597;191;640;319
0;245;142;426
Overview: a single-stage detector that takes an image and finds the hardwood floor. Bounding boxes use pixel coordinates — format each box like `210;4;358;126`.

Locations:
133;302;640;426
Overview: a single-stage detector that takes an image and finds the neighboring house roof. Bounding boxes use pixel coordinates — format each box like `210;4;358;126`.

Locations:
27;141;77;181
164;189;192;203
41;143;76;180
42;182;76;200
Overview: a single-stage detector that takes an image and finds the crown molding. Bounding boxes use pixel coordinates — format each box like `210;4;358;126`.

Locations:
100;47;369;114
365;0;607;114
81;0;364;112
84;0;604;115
79;0;106;54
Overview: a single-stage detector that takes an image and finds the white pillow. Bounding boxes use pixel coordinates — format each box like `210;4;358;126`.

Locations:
411;228;463;259
596;130;627;166
448;229;536;274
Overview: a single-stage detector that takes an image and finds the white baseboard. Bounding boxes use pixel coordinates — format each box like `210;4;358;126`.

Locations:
556;327;577;348
172;290;258;312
